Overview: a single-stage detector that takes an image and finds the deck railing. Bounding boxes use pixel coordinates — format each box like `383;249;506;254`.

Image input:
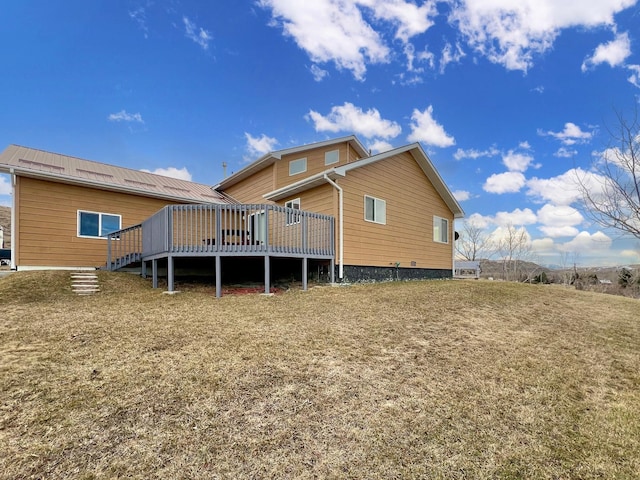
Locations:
105;223;142;270
106;204;334;270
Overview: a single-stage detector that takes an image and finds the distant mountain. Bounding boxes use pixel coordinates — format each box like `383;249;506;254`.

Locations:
472;258;551;281
0;206;10;248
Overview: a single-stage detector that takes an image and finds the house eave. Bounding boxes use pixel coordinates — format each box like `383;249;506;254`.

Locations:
263;170;342;201
335;143;465;218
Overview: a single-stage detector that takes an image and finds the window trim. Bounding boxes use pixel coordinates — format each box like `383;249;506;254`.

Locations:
77;210;122;239
433;215;449;244
364;195;386;225
325;149;339;165
285;198;301;225
289;157;307;176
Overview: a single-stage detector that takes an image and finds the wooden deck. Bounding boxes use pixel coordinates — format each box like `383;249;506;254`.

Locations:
106;204;335;296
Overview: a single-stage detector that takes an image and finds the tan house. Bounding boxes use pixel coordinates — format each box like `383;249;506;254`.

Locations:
217;136;464;282
0;144;229;270
0;136;463;293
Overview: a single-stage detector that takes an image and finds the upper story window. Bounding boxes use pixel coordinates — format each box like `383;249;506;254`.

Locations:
78;210;121;239
325;149;339;165
364;195;386;225
433;216;449;243
285;198;301;225
289;157;307;176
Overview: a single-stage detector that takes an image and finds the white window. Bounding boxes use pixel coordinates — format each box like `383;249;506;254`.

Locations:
289;157;307;176
285;198;301;225
325;149;339;165
433;216;449;243
364;195;386;225
77;210;121;239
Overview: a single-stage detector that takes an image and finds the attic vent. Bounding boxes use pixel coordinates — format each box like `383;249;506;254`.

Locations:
124;179;156;188
202;193;221;199
76;168;114;179
164;186;190;193
18;158;65;172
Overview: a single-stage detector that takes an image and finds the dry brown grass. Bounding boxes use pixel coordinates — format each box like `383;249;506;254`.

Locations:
1;272;639;479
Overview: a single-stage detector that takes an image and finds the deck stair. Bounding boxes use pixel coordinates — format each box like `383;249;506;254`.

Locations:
71;272;100;295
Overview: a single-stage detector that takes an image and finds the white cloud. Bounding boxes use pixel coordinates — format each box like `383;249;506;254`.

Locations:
307;102;401;139
310;64;329;81
559;231;612;253
620;249;640;261
541;122;592;145
537;204;583;229
502;150;534;172
531;237;556;254
539;226;580;237
452;190;471;202
582;31;631;72
453;146;499;160
0;175;11;195
140;167;192;181
359;0;438;42
449;0;635;71
245;133;279;159
526;168;607;206
554;147;577;158
107;110;144;123
466;212;492;229
407;105;455;147
483;171;526;194
258;0;390;80
129;7;148;38
439;42;465;73
494;208;537;227
404;43;434;72
490;225;532;246
183;16;212;50
368;139;393;153
627;64;640;88
258;0;441;80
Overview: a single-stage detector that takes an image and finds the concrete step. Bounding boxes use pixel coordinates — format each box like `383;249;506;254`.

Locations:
71;272;100;295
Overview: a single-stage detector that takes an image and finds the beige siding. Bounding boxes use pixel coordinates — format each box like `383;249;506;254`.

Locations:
275;142;362;190
16;177;181;267
279;184;338;254
223;165;275;204
340;152;454;270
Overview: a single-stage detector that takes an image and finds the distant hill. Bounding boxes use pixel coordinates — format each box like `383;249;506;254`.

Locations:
0;206;10;248
472;258;551;282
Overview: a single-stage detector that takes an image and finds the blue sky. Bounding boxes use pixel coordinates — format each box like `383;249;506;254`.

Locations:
1;0;639;266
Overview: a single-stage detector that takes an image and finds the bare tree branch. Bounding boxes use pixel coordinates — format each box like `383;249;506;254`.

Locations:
577;108;640;239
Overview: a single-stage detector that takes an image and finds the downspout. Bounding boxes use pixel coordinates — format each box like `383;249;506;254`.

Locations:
10;169;16;270
323;174;343;280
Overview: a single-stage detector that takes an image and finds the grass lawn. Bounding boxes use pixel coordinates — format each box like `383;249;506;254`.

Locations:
1;272;639;479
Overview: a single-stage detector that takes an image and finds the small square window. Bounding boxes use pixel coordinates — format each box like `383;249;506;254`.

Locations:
433;216;449;243
289;157;307;176
325;149;339;165
364;195;386;224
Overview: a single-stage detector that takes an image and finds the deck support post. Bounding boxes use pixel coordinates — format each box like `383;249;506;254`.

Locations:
330;258;335;283
168;256;174;292
215;255;222;298
141;260;147;279
152;259;158;288
302;257;308;291
264;255;270;294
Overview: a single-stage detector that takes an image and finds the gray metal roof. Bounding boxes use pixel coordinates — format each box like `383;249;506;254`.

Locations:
0;144;228;204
